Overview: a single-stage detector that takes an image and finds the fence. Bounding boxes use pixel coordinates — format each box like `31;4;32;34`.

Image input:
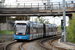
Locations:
0;1;75;10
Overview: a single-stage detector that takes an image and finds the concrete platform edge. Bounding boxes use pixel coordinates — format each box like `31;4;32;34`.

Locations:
58;39;75;50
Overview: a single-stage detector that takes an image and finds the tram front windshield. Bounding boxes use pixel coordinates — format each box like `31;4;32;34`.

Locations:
16;23;27;33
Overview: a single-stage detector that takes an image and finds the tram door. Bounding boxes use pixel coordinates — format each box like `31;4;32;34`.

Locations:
38;24;43;38
53;24;57;35
45;24;51;36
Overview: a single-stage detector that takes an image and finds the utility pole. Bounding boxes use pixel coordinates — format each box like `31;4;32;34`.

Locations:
49;0;51;10
6;17;8;34
63;0;66;42
49;0;52;13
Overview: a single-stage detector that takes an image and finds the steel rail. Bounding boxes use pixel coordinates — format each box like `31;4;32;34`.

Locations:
50;39;66;50
20;42;27;50
39;35;67;50
4;40;17;50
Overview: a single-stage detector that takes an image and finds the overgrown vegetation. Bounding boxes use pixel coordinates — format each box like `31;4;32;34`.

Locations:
57;14;75;43
0;30;14;34
57;25;61;34
34;17;50;23
58;25;61;31
66;14;75;43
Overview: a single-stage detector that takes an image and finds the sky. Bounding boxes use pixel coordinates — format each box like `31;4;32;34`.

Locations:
1;0;74;26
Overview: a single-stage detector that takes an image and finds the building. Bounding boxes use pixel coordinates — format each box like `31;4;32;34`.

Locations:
0;0;5;6
0;23;12;30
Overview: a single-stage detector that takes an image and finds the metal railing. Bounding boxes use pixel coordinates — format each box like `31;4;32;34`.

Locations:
0;1;75;12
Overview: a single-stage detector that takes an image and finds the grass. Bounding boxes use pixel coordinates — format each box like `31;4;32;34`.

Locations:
0;30;14;34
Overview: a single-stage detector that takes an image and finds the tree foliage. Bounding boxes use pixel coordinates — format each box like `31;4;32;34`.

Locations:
45;20;49;24
34;17;50;23
38;17;45;23
58;25;61;31
34;18;39;23
66;16;75;43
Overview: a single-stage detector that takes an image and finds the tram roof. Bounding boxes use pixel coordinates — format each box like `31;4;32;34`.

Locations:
15;20;30;24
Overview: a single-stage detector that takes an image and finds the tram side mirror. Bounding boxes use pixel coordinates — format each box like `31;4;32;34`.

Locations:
61;20;64;30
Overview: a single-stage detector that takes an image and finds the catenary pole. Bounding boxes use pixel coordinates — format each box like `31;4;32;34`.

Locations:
49;0;51;10
6;17;8;34
63;0;66;42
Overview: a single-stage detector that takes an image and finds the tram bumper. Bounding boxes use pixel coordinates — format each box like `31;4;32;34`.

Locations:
14;34;30;40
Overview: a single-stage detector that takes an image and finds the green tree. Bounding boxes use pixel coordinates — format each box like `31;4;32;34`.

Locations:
34;17;50;24
58;25;61;31
45;19;50;24
38;17;45;23
34;17;45;23
45;20;49;24
66;16;75;43
34;18;39;23
24;16;30;20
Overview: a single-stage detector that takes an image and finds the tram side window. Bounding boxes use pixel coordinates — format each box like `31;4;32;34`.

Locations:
37;26;43;33
17;23;26;25
51;28;53;32
54;27;57;32
53;27;57;32
30;27;37;34
56;27;58;31
30;25;43;34
46;27;51;33
48;28;51;32
46;26;48;32
27;26;30;34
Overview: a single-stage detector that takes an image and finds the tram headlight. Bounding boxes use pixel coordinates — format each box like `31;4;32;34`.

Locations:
23;33;26;35
16;33;18;35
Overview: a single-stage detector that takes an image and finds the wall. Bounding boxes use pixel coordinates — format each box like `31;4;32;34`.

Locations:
0;23;12;31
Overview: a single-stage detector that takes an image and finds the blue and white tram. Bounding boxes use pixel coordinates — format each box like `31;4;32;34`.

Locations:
14;21;30;40
14;21;57;40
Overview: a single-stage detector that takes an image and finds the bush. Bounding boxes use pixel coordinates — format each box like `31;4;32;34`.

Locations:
66;16;75;43
58;25;61;31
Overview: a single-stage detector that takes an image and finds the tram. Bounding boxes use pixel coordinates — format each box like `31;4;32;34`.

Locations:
14;21;57;40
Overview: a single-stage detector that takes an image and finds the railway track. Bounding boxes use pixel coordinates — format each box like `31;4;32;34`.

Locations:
4;41;16;50
39;35;67;50
4;35;64;50
4;40;27;50
20;41;27;50
20;43;24;50
50;39;66;50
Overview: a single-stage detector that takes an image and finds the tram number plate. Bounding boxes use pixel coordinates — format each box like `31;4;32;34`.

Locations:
19;37;21;39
